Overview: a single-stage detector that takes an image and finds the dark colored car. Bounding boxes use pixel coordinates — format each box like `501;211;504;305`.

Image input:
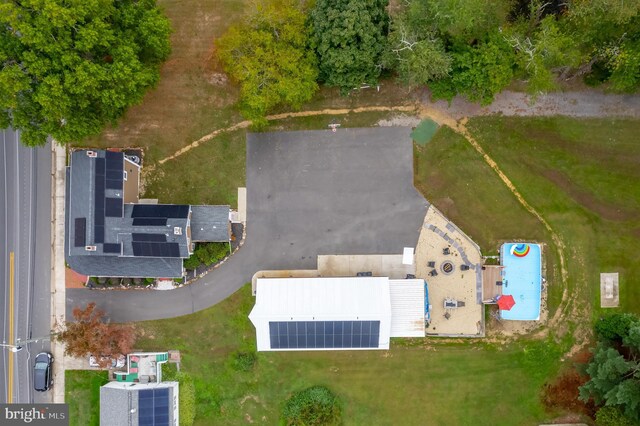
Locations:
33;352;53;392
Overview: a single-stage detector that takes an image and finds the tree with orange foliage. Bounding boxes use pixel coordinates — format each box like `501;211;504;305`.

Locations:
57;302;136;367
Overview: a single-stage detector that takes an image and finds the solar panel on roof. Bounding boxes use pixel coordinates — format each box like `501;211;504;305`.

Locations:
132;242;181;258
95;158;105;175
106;179;122;190
132;233;167;242
105;197;123;217
105;151;122;170
132;218;167;226
106;169;122;180
94;226;104;244
103;243;121;254
131;204;189;219
74;218;86;247
137;387;171;426
268;321;380;350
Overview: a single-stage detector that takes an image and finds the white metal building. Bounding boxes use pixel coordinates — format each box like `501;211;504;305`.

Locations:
249;277;426;351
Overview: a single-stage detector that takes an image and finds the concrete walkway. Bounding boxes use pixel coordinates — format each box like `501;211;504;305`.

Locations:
52;143;66;403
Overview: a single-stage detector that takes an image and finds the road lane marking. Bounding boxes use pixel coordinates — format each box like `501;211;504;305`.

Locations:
8;251;14;403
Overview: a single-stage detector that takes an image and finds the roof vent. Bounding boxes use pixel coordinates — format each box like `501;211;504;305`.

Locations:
174;227;182;236
85;245;97;251
86;151;98;158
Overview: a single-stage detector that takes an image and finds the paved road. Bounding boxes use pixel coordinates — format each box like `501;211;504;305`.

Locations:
66;127;428;322
1;129;52;404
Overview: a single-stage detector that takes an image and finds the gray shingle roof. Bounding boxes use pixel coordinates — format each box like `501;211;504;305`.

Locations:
190;205;230;242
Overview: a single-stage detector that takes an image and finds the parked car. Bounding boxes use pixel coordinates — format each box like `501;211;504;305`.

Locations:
33;352;53;392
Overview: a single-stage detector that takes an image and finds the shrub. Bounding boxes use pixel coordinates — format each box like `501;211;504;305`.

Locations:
595;313;638;342
596;406;636;426
282;386;342;426
183;253;201;270
195;243;229;267
231;351;257;372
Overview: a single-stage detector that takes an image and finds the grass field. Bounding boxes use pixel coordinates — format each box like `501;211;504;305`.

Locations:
135;285;566;426
465;117;640;317
65;370;109;426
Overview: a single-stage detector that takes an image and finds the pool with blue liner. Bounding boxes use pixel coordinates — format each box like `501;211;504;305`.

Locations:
500;243;542;321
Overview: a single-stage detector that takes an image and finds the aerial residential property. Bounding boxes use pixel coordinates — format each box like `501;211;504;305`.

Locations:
2;0;639;425
64;149;230;278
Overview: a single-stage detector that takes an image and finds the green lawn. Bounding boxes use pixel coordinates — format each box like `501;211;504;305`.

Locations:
464;117;640;317
136;285;566;426
65;370;109;426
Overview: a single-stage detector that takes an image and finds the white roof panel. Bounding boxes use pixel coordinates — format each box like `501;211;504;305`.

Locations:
389;279;425;337
249;277;392;351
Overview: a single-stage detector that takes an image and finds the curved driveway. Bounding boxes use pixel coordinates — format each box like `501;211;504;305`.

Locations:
66;127;428;322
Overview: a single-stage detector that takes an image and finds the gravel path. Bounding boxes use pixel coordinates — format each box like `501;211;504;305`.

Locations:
423;89;640;120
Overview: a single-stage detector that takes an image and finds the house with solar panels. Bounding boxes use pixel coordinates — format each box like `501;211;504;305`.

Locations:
249;277;428;351
65;149;230;278
100;381;178;426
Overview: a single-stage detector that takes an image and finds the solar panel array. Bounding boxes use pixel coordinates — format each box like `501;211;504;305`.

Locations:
103;243;122;254
105;151;123;190
94;158;105;244
269;321;380;350
131;204;189;219
132;242;180;257
133;218;167;227
138;388;170;426
105;197;123;217
132;233;167;242
74;218;86;247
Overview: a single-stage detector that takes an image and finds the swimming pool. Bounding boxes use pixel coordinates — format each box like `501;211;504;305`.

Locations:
500;243;542;321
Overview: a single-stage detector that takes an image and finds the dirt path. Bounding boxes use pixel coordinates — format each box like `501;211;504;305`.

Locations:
423;88;640;120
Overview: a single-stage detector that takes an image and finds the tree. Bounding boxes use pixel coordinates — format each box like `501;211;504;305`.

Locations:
505;16;584;95
431;32;516;105
0;0;171;146
216;0;318;126
384;16;452;86
580;313;640;423
57;302;136;366
310;0;389;92
407;0;512;44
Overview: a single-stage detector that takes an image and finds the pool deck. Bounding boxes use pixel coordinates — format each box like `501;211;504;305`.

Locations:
416;206;484;337
482;265;504;302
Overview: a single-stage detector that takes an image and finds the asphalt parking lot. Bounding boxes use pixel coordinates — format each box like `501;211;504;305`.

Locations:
246;127;428;270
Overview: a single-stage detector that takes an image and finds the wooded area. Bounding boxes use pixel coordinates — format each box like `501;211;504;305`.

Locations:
218;0;640;121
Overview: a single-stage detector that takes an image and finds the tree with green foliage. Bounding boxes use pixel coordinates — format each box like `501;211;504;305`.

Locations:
580;314;640;424
430;32;516;105
506;16;584;95
310;0;389;92
384;16;452;86
565;0;640;90
407;0;512;43
282;385;341;426
596;406;637;426
216;0;318;126
0;0;171;146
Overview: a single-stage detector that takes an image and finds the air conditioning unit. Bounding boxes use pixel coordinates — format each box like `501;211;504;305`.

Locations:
86;151;98;158
85;245;97;251
174;227;182;235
